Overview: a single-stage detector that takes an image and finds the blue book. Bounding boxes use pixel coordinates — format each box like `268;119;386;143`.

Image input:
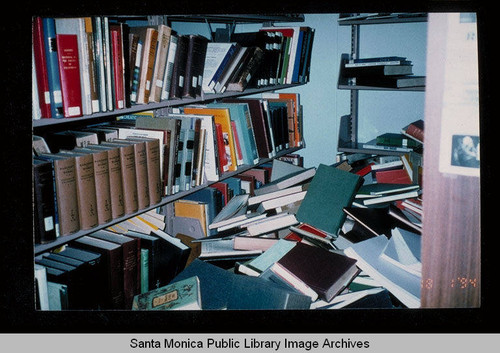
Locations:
291;28;305;83
209;102;259;165
183;187;224;236
42;17;64;118
132;276;201;310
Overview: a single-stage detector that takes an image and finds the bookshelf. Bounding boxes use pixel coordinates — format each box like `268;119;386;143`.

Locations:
32;15;309;254
337;13;428;156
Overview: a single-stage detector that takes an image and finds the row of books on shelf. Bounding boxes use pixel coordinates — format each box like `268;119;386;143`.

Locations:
35;153;423;310
340;55;425;89
33;94;305;243
32;15;315;119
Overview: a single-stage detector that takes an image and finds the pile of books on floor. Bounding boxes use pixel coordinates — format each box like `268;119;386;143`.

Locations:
35;153;423;310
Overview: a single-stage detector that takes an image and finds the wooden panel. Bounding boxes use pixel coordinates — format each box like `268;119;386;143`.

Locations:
421;13;481;308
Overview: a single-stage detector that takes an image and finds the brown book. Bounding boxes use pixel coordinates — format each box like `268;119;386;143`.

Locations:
130;26;158;104
36;153;80;237
113;139;150;210
149;24;172;103
84;17;99;113
90;230;139;309
101;141;138;215
72;235;124;309
87;144;125;219
126;137;163;205
73;147;113;224
58;150;98;230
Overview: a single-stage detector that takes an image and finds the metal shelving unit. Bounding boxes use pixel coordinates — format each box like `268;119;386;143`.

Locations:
337;13;428;156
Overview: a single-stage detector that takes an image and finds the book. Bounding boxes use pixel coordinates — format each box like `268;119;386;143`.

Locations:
270;242;359;302
109;24;126;110
198;237;262;260
125;230;162;291
362;138;413;153
34;264;49;310
182;34;208;98
32;17;51;118
149;24;172;103
233;236;279;251
296;164;362;236
150;229;192;285
72;147;113;225
214;46;248;93
169;35;189;99
89;230;139;308
376;133;420;149
36;153;80;236
208;102;259;166
344;235;421;308
343;206;394;238
174;199;209;238
401;119;424;143
375;168;413;185
209;193;249;229
33;159;57;244
131;27;159;104
132;276;201;310
222;98;272;159
46;130;98;153
380;228;422;277
202;42;237;93
356;182;420;197
343;63;414;77
256;190;307;214
226;46;265;92
55;17;92;115
253;167;316;196
360;189;420;206
86;144;126;219
100;141;138;214
160;34;178;101
346;56;411;68
246;212;299;236
183;106;238;172
183;187;223;236
56;34;83;117
71;235;124;309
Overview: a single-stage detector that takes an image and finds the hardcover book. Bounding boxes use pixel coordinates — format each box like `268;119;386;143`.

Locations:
132;276;201;310
56;34;83;117
33;159;57;244
32;17;51;118
270;242;359;302
296;164;362;235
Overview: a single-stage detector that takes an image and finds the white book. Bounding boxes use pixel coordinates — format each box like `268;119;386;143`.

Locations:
202;42;236;93
256;190;307;213
362;190;419;206
246;213;299;236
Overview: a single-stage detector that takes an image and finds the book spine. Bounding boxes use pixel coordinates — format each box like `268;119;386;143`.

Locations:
33;161;57;244
104;147;125;219
73;154;98;229
142;29;159;103
132;141;150;210
119;144;139;214
42;17;64;118
84;17;100;113
33;17;52;118
140;248;149;294
122;242;138;309
160;35;178;101
149;25;171;103
406;124;424;142
56;34;83;117
92;17;107;112
53;157;80;235
92;151;113;224
110;26;125;109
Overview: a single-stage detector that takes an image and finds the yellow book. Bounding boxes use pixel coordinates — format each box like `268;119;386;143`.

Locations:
183;107;238;172
174;200;209;237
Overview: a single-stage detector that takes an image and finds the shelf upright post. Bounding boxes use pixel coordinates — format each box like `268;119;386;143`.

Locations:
349;23;360;145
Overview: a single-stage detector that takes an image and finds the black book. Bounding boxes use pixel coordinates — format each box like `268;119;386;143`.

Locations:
182;34;208;98
33;159;57;244
355;75;425;88
71;236;124;309
169;35;189;99
344;64;414;78
57;246;104;309
34;257;84;309
89;230;139;309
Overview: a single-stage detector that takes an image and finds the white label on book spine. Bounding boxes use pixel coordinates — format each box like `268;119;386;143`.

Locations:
179;76;184;88
68;106;81;116
44;91;51;104
92;100;100;112
54;90;62;103
192;76;197;88
44;216;54;231
156;79;163;87
118;100;124;109
146;80;151;90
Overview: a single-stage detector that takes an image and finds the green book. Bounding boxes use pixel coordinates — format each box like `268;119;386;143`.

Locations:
376;133;420;148
132;276;201;310
296;164;362;236
247;239;296;273
140;249;149;294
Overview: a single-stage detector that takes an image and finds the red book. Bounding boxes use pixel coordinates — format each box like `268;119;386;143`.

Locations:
214;123;228;174
230;121;244;166
56;34;83;117
209;182;230;206
32;17;51;118
375;168;412;184
110;24;125;110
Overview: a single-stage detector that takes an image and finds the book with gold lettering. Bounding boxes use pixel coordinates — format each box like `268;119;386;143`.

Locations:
132;276;201;310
